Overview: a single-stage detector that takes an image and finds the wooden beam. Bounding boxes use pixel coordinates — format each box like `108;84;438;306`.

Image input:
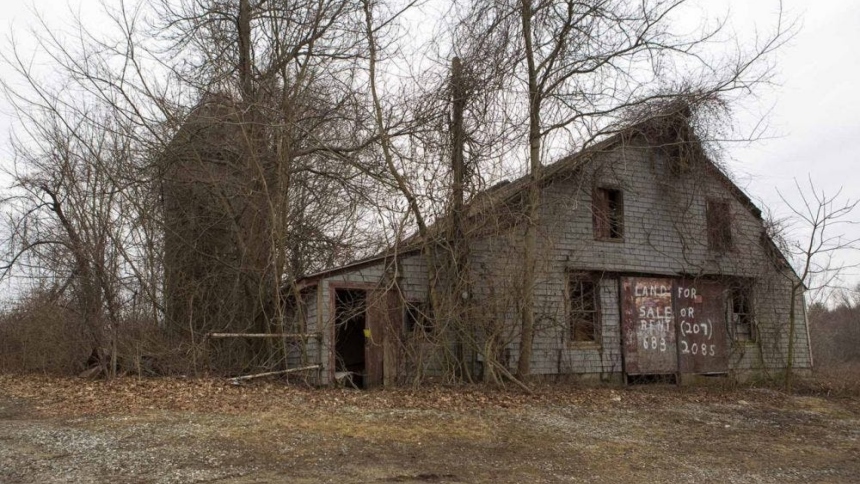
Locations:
229;365;321;382
206;332;321;339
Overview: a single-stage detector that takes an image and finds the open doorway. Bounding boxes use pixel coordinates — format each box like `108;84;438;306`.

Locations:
334;288;367;388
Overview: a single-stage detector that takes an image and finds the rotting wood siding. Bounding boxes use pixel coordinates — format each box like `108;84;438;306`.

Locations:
621;277;678;376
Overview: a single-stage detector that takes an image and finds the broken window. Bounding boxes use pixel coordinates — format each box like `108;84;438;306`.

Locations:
404;301;432;334
569;274;599;342
593;187;624;240
706;199;733;251
730;283;755;342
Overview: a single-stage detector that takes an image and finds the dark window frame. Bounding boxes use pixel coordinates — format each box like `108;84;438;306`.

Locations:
568;272;601;343
706;198;734;252
729;281;756;342
593;187;624;241
404;301;433;334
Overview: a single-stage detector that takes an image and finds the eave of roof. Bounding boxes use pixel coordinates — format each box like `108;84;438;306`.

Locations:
293;246;422;288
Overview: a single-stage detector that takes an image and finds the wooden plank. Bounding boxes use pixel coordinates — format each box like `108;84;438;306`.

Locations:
621;277;678;375
229;365;320;382
676;280;729;374
364;289;386;388
383;289;402;387
207;333;321;339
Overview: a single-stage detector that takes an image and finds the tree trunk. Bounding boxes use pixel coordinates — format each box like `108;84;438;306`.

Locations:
517;0;540;379
238;0;253;102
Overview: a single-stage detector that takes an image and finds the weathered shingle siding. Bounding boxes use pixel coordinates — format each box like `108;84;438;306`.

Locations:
470;141;810;376
553;277;624;376
282;287;322;373
730;276;811;373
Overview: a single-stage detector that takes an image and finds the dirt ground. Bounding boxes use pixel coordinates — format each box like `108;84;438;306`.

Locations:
0;375;858;483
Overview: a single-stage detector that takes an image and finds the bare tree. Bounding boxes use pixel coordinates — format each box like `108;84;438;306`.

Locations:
776;178;859;391
0;0;386;375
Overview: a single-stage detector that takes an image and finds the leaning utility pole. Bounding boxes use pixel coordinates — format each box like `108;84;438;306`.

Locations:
450;56;470;378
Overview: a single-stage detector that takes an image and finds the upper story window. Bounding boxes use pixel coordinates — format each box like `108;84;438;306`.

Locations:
569;273;599;342
593;187;623;240
706;199;733;252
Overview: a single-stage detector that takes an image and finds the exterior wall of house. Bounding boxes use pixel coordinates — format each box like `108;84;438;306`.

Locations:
292;139;812;384
294;254;430;384
469;140;811;378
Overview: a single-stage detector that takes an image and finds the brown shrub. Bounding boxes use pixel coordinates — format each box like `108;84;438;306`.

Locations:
113;316;201;376
796;362;860;398
0;292;93;374
808;297;860;368
0;290;197;376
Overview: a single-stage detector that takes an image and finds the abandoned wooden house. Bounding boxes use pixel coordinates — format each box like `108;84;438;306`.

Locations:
284;115;813;388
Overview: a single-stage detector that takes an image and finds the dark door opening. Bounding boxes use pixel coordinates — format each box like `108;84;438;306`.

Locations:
334;288;367;388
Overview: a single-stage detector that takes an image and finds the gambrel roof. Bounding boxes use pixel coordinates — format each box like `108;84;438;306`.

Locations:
295;110;795;286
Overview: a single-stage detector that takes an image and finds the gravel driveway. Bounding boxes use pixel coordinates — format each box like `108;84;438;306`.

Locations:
1;376;858;483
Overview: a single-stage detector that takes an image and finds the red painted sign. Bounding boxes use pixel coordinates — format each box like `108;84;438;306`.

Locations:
676;280;729;374
621;277;678;375
622;277;729;377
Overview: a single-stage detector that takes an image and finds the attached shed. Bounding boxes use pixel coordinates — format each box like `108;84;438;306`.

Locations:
286;121;812;387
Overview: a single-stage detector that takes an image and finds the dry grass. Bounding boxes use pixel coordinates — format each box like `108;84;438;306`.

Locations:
1;374;859;483
797;362;860;398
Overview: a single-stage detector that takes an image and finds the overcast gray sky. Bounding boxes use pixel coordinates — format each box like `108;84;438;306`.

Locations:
1;0;858;292
718;0;860;289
